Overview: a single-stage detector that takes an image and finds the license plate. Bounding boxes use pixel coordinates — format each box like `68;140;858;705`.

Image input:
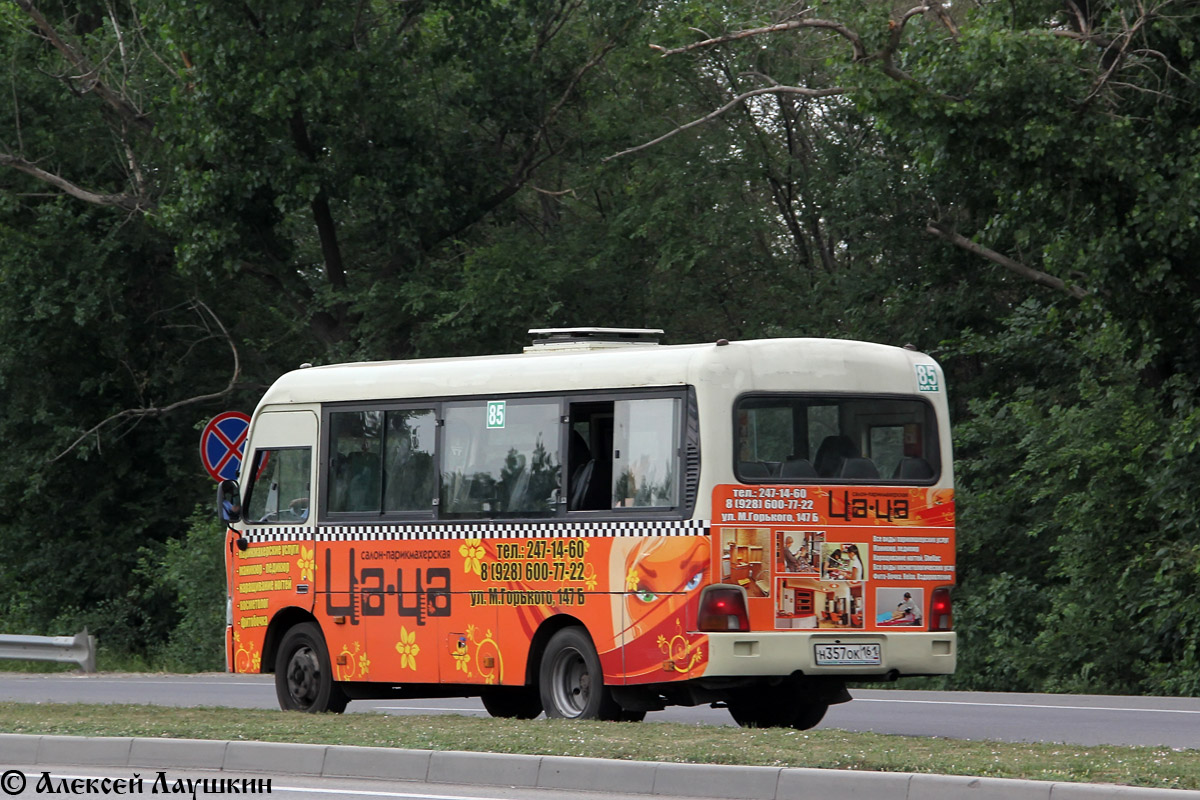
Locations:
814;643;881;666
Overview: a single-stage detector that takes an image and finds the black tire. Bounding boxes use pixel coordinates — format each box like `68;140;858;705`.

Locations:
728;698;828;730
790;702;829;730
481;686;543;719
274;622;349;713
538;627;622;720
727;698;792;728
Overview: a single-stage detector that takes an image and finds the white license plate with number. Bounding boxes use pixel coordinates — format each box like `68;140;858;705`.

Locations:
814;643;881;666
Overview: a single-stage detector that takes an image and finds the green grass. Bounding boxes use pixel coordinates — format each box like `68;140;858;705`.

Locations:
0;702;1196;790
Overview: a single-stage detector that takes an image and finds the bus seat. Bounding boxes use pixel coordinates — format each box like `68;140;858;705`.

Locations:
569;460;595;510
815;435;859;477
893;456;934;480
780;459;817;479
346;451;379;511
568;430;594;510
569;429;591;468
584;452;613;510
840;457;879;480
738;461;771;479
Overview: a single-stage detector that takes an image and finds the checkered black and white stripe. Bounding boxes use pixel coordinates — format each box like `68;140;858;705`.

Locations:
240;525;312;543
240;518;708;544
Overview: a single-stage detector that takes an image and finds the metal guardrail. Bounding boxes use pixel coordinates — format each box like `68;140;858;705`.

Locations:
0;629;96;672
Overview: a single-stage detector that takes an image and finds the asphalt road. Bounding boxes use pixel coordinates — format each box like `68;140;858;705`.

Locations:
0;673;1198;749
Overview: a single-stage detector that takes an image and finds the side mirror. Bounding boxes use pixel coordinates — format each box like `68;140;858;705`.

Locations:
217;479;242;524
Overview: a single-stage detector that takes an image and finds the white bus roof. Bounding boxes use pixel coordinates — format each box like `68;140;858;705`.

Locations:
255;337;941;410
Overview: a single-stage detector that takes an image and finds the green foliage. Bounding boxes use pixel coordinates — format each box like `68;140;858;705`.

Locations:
137;507;227;671
950;312;1200;694
0;201;216;648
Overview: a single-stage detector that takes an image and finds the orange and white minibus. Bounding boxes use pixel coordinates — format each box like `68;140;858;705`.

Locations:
217;329;955;727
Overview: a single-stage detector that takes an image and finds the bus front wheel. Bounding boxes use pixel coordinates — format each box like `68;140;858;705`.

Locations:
274;622;348;713
538;627;623;721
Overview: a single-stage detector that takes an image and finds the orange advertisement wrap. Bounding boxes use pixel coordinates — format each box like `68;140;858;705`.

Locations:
711;484;954;632
226;531;312;674
228;524;712;686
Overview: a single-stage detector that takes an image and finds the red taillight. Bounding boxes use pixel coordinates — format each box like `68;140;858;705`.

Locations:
698;586;750;631
930;586;953;631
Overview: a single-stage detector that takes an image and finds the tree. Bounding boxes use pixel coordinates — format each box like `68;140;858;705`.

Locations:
639;0;1200;694
0;0;656;651
4;0;1200;694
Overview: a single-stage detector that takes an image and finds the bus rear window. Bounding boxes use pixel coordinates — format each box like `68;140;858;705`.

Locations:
735;395;940;483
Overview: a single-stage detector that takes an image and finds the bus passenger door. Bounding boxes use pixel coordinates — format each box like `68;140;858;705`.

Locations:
241;410;319;615
231;409;318;674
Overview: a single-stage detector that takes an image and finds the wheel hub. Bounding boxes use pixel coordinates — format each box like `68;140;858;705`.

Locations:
287;646;320;706
552;647;590;717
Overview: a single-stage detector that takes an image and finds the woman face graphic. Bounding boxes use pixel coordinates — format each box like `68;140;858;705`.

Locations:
611;537;710;645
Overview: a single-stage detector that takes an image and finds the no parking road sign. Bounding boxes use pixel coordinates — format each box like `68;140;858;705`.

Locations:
200;411;251;482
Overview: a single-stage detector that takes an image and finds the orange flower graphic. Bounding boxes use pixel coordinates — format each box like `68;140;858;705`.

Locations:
459;538;484;575
297;546;316;582
395;627;420;670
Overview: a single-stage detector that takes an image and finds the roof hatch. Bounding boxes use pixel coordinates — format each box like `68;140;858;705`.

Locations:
524;327;664;352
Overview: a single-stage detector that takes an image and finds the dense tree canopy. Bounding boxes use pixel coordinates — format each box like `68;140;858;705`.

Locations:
1;0;1198;691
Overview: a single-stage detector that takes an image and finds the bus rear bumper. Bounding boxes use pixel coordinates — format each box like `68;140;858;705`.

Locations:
702;630;956;678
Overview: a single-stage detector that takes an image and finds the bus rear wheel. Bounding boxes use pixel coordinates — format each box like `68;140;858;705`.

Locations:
481;686;543;719
727;698;828;730
274;622;348;713
538;627;624;721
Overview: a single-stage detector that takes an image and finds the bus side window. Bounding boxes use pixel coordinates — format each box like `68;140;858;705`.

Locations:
383;409;437;513
326;408;437;516
613;398;681;509
244;447;312;524
440;400;559;518
568;402;613;511
441;417;478;514
328;411;383;513
567;428;594;510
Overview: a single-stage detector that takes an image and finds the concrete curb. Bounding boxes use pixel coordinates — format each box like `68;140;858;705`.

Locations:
0;733;1196;799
